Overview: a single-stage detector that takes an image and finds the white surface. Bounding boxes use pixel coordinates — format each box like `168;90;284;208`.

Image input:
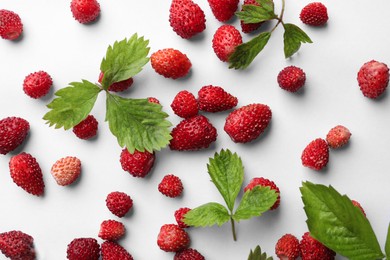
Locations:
1;0;390;259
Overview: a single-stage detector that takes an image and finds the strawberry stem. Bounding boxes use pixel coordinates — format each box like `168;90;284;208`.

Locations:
230;217;237;241
271;0;286;33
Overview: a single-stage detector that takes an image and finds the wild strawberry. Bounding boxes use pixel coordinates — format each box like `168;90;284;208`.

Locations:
224;103;272;143
101;241;133;260
0;230;35;260
72;115;98;140
70;0;101;24
244;177;280;210
171;90;199;118
169;115;217;151
277;66;306;92
326;125;351;149
301;138;329;171
175;248;205;260
98;220;126;241
151;48;192;79
207;0;239;22
240;0;265;33
98;72;133;92
106;191;133;218
23;71;53;99
275;234;300;260
212;25;242;62
0;9;23;40
148;97;160;104
157;224;190;252
120;149;155;177
357;60;389;99
174;207;192;228
66;238;100;260
50;156;81;186
198;85;238;112
158;174;183;198
300;2;328;26
169;0;206;39
300;232;335;260
0;116;30;155
352;200;366;217
9;152;44;196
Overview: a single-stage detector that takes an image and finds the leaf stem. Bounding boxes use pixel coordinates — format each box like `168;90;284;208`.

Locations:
230;217;237;241
271;0;286;33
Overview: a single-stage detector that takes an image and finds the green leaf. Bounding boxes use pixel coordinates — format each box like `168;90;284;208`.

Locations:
105;93;171;153
385;223;390;258
247;245;273;260
229;32;271;69
207;149;244;212
283;23;312;58
233;186;277;221
236;4;276;24
300;181;385;260
183;202;230;227
43;80;101;130
100;34;150;89
255;0;275;13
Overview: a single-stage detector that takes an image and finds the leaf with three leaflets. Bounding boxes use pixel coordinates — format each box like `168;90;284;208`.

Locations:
283;23;312;58
183;202;230;227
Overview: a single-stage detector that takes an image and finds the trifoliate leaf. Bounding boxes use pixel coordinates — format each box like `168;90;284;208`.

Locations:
233;186;277;221
300;181;384;260
283;23;312;58
105;93;171;153
183;202;230;227
100;34;150;89
247;245;273;260
43;80;101;130
236;4;276;24
229;32;271;69
385;223;390;258
207;149;244;212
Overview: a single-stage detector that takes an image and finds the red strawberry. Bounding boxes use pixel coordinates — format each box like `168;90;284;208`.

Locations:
300;2;328;26
169;0;206;39
240;0;265;33
0;230;35;260
224;103;272;143
9;152;44;196
175;248;205;260
244;177;280;210
157;224;190;252
300;232;335;260
198;85;238;112
277;66;306;92
72;115;98;140
51;156;81;186
98;72;133;92
174;207;192;228
158;174;184;198
120;149;155;177
351;200;366;217
0;9;23;40
357;60;389;99
101;241;133;260
326;125;351;149
212;25;242;62
0;116;30;155
148;97;160;104
275;234;300;260
301;138;329;171
23;71;53;99
66;238;100;260
106;191;133;218
169;115;217;151
171;90;199;118
207;0;239;22
98;220;126;241
70;0;100;24
151;48;192;79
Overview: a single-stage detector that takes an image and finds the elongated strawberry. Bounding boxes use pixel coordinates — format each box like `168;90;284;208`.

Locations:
198;85;238;112
0;9;23;40
157;224;190;252
51;156;81;186
0;116;30;155
120;149;155;177
301;138;329;171
67;238;100;260
212;25;242;62
101;241;133;260
98;220;126;241
0;230;35;260
171;90;199;118
70;0;101;24
208;0;239;22
151;48;192;79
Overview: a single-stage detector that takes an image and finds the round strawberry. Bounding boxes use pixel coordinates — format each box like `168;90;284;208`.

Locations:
157;224;190;252
240;0;266;33
171;90;199;118
101;241;133;260
98;220;126;241
0;116;30;155
212;25;242;62
151;48;192;79
207;0;239;22
277;66;306;92
300;2;328;26
120;149;155;178
301;138;329;171
175;248;205;260
244;177;281;210
50;156;81;186
326;125;351;149
300;232;335;260
275;234;300;260
357;60;389;99
66;238;100;260
158;174;183;198
0;230;35;260
73;115;98;140
174;207;192;228
106;191;133;218
198;85;238;112
70;0;101;24
23;71;53;99
98;72;133;92
0;9;23;40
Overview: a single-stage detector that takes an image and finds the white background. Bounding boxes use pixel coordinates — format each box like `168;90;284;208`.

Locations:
1;0;390;259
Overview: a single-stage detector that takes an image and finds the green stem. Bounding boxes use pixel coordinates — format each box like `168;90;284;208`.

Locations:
230;217;237;241
271;0;286;33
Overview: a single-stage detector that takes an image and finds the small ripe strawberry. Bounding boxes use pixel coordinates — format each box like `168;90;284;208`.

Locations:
351;200;366;217
148;97;161;104
0;116;30;155
300;232;335;260
171;90;199;118
50;156;81;186
174;248;205;260
157;224;190;252
120;149;155;177
23;71;53;99
357;60;389;99
151;48;192;79
207;0;239;22
98;71;133;92
244;177;281;210
326;125;351;149
212;25;242;62
169;115;217;151
98;220;126;241
174;207;192;228
106;191;133;218
169;0;206;39
198;85;238;112
301;138;329;171
0;9;23;40
66;238;100;260
101;241;133;260
240;0;265;33
275;234;300;260
9;152;44;196
158;174;183;198
73;115;98;140
0;230;35;260
70;0;101;24
277;66;306;92
224;103;272;143
300;2;328;26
